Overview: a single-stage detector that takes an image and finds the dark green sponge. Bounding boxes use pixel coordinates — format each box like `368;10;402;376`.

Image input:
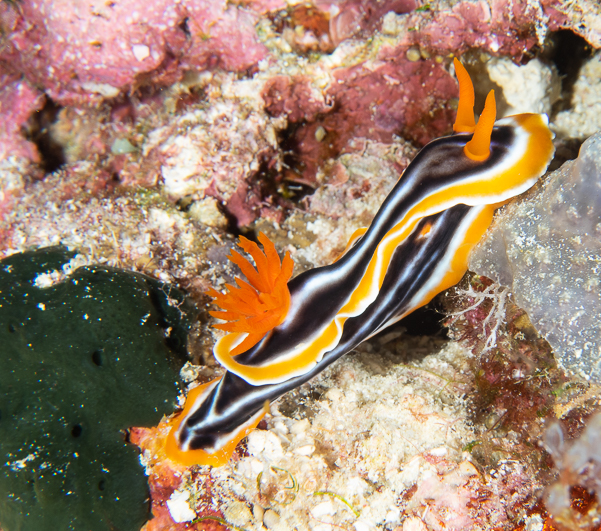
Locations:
0;247;195;531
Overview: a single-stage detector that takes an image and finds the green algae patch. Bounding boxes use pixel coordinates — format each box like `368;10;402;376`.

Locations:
0;247;195;531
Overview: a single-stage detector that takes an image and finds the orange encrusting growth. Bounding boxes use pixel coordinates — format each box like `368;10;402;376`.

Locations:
453;57;476;133
208;232;294;356
464;90;496;161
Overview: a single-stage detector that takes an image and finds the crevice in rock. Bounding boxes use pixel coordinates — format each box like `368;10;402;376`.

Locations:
545;29;594;115
25;97;66;174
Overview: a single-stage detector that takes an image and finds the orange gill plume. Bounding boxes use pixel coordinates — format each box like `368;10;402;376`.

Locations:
207;232;294;356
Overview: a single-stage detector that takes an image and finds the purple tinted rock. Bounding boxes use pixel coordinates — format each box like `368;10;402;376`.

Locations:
0;71;44;164
279;54;456;186
0;0;267;105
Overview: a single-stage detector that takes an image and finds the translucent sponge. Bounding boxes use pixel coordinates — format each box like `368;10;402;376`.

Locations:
470;132;601;383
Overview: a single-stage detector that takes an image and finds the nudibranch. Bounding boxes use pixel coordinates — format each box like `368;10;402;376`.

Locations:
165;59;555;466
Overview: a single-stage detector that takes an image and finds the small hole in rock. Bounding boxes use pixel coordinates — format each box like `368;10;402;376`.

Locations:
71;424;83;438
545;29;594;115
179;16;190;38
8;324;15;333
91;350;103;366
98;479;106;491
397;306;447;337
24;98;66;174
165;334;181;351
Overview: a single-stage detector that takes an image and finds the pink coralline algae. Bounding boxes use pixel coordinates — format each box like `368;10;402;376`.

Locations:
329;53;457;147
293;0;581;60
0;70;45;220
273;55;457;186
380;0;573;58
326;0;418;46
403;459;541;531
0;71;44;164
262;76;333;125
0;0;268;105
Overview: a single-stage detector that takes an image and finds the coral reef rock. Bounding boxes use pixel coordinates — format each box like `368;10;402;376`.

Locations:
0;0;267;105
486;57;560;116
135;338;552;531
544;412;601;529
555;51;601;139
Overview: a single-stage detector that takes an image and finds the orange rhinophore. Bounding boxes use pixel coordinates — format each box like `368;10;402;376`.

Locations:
453;58;497;161
464;90;496;161
453;57;476;133
207;232;294;356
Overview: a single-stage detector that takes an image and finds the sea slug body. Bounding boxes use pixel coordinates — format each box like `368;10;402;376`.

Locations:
165;59;555;467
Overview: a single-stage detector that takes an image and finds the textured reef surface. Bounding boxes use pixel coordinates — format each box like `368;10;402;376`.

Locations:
1;0;601;530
